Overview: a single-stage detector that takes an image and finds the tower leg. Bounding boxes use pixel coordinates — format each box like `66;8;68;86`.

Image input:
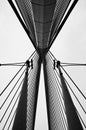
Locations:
43;58;51;130
12;67;28;130
12;54;41;130
58;67;83;130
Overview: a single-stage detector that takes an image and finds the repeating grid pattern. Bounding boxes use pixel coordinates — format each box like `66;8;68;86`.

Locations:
49;0;71;44
47;51;86;130
15;0;37;46
0;51;39;130
0;50;85;130
12;0;75;50
31;0;56;48
43;52;68;130
26;52;41;130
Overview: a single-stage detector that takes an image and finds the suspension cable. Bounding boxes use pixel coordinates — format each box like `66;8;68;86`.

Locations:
0;50;36;96
54;71;64;99
0;64;25;96
48;51;86;100
61;62;86;65
0;63;25;67
0;69;26;109
46;56;68;129
48;59;67;113
47;53;86;127
49;0;71;46
60;65;86;100
61;63;86;67
64;77;86;114
48;53;64;99
47;51;86;128
0;78;24;122
49;51;86;67
55;66;86;129
49;51;57;61
2;92;21;130
5;67;31;129
47;54;65;111
47;0;79;52
76;110;86;128
46;71;65;129
7;0;37;50
7;109;17;130
53;72;68;130
51;59;86;114
47;54;64;100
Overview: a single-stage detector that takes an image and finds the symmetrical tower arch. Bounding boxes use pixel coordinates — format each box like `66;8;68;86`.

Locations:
0;0;86;130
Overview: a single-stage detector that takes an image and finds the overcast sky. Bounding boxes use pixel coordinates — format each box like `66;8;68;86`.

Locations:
0;0;86;130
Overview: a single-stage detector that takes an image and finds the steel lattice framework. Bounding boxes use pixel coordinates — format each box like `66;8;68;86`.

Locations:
0;0;86;130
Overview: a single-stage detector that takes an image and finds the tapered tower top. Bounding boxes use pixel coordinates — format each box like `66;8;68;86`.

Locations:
15;0;72;56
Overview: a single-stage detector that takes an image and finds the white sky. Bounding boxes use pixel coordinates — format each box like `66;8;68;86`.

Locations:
0;0;86;130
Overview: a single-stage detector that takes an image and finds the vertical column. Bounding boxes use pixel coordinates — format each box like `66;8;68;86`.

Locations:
58;65;83;130
26;57;41;130
43;58;51;130
32;59;41;130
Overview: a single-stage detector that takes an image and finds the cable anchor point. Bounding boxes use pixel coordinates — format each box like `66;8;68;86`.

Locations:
53;60;61;69
26;59;33;69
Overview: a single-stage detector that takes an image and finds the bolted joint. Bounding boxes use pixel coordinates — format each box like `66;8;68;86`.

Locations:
53;60;60;69
57;61;60;68
26;59;33;69
31;59;33;69
26;60;30;67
